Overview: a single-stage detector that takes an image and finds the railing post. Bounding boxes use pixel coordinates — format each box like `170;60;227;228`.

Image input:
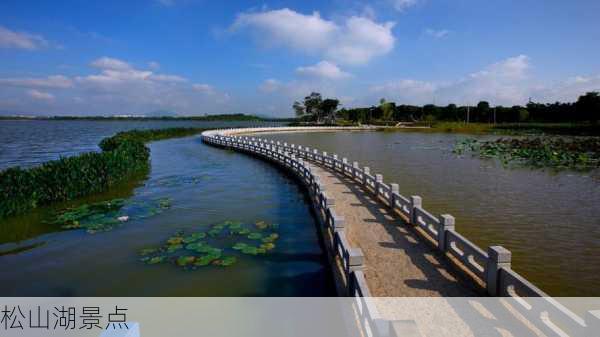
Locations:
363;167;370;185
437;214;455;252
353;162;359;179
346;248;364;278
323;193;335;208
486;246;511;296
322;151;328;165
331;210;345;230
390;184;399;208
409;196;422;225
375;174;383;196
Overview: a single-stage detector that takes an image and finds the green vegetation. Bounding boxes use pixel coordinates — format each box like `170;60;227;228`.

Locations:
0;127;205;219
336;92;600;125
292;91;600;135
454;137;600;170
293;92;340;124
46;197;172;234
139;220;279;270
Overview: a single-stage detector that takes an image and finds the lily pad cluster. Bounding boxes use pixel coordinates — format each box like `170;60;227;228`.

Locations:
454;137;600;170
139;220;280;270
47;197;172;233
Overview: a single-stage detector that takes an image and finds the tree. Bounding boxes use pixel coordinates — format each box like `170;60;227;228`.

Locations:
476;101;491;123
319;98;340;123
576;92;600;122
292;101;305;117
379;98;395;120
304;92;323;119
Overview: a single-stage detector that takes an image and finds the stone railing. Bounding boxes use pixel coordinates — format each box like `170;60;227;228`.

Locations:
202;127;599;337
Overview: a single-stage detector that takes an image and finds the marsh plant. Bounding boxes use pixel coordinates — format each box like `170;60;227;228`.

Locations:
0;127;205;219
139;220;280;270
455;137;600;170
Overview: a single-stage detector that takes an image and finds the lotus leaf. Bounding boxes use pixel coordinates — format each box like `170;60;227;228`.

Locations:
232;242;248;250
176;256;196;267
139;248;158;256
167;244;183;253
191;232;207;240
262;233;279;243
194;255;216;266
247;233;262;240
214;256;237;266
255;221;269;230
208;228;221;237
147;256;165;264
241;246;259;255
167;237;184;245
227;222;242;230
238;228;250;235
260;242;275;251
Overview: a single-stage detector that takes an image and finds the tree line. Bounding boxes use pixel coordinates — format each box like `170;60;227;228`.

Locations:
293;91;600;124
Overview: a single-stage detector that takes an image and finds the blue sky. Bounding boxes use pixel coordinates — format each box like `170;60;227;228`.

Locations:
1;0;599;116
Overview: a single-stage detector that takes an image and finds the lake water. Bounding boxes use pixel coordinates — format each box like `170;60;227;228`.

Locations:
0;120;335;296
265;131;600;296
1;121;599;296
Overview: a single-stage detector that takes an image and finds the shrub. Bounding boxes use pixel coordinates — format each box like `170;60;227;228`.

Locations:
0;127;205;218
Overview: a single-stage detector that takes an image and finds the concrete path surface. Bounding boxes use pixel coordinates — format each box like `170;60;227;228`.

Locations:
310;164;479;297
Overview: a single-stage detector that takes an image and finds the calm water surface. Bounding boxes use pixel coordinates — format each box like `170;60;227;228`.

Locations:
0;120;281;170
266;131;600;296
0;120;334;296
2;121;599;296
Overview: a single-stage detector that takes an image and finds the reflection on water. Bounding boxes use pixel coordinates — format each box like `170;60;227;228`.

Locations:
0;135;334;296
266;131;600;296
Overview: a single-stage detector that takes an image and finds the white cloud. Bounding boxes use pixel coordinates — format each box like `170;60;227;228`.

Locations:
370;55;534;106
0;26;49;50
296;61;351;80
192;83;215;94
258;79;283;93
232;8;395;65
151;74;187;82
533;74;600;103
91;57;133;71
0;75;73;89
27;89;54;101
424;28;450;39
0;56;231;115
390;0;418;12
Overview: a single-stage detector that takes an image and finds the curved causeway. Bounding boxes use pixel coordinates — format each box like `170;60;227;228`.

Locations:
202;127;489;297
202;127;599;336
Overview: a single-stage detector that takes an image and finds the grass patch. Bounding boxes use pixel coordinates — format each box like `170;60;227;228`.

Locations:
0;127;205;219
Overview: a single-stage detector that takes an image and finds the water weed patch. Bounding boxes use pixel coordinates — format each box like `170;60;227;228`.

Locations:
139;220;280;270
46;197;172;234
455;137;600;170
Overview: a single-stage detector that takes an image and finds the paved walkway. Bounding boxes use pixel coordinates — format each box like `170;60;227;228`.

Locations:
310;164;479;297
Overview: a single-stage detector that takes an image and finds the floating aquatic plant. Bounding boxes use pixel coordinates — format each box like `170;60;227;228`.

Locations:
47;197;173;234
139;220;280;270
454;137;600;170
